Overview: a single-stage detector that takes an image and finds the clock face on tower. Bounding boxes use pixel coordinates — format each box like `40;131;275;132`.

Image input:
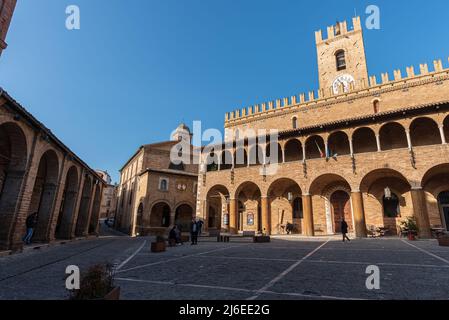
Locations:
332;74;355;95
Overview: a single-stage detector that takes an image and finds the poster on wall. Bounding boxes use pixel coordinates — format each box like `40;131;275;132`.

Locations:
247;213;254;226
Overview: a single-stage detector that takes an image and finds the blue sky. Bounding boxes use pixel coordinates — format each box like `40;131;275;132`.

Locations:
1;0;449;183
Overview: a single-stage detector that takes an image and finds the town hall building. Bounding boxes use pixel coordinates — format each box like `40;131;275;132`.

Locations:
196;16;449;239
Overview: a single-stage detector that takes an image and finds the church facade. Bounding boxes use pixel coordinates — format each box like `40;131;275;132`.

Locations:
196;16;449;238
115;124;199;236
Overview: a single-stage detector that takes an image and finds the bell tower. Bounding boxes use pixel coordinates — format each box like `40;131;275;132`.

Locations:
315;17;368;94
0;0;17;57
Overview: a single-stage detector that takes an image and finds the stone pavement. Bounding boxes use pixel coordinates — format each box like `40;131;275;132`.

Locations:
0;235;448;300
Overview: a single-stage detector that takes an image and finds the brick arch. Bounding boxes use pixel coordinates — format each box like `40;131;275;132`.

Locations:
322;183;353;235
327;130;350;156
219;149;233;170
88;183;102;234
75;176;93;237
233;181;262;200
265;142;283;165
30;149;60;242
352;127;377;154
305;135;326;160
0;122;28;250
409;117;441;147
359;168;411;194
421;164;449;198
149;201;171;228
206;184;231;231
379;122;408;150
284;139;303;162
55;165;79;239
307;173;353;195
443;115;449;143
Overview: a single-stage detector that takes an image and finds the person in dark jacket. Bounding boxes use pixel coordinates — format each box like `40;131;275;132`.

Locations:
341;217;351;242
23;212;38;245
197;219;204;236
190;218;199;245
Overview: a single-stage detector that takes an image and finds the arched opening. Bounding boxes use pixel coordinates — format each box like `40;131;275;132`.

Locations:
136;203;144;232
88;183;101;234
75;177;93;237
206;185;230;233
284;139;303;162
410;117;441;147
292;117;298;129
438;192;449;231
55;166;79;239
327;131;350;157
373;100;380;114
175;204;193;232
305;135;325;160
30;150;60;243
235;182;261;233
234;148;247;168
335;50;346;71
265;143;283;165
352;127;377;154
268;178;302;235
150;202;171;228
248;145;264;166
220;150;233;170
421;164;449;230
309;174;352;235
0;123;28;250
331;190;352;233
360;169;412;235
380;122;408;150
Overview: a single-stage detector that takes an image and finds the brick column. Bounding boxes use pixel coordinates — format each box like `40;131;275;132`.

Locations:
411;188;431;239
229;198;238;234
261;196;271;235
351;191;367;238
302;194;314;236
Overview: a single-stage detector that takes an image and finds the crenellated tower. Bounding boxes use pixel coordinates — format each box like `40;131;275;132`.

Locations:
315;17;368;94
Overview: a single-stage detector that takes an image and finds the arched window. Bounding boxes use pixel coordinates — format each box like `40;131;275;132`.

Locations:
336;50;346;71
383;194;400;218
373;100;380;114
159;178;168;191
292;117;298;129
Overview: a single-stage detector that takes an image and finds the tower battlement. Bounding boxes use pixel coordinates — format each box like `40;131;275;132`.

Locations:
315;16;362;45
224;57;449;124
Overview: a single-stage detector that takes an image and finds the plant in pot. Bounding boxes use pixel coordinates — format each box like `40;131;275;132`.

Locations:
69;263;120;300
400;217;419;240
437;232;449;247
151;235;167;252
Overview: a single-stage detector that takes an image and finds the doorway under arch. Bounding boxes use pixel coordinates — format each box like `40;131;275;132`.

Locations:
175;204;194;232
330;190;352;234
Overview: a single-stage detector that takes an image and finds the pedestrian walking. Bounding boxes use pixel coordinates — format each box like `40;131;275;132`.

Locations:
190;218;199;245
23;212;38;245
341;217;351;242
197;219;204;236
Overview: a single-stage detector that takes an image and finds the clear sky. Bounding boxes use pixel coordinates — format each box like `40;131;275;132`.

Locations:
1;0;449;183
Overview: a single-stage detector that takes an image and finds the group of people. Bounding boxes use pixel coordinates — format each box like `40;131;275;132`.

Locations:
169;218;204;246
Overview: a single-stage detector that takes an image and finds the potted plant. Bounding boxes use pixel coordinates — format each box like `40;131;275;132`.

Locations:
400;217;419;240
70;263;120;300
253;230;271;243
437;233;449;247
151;235;167;252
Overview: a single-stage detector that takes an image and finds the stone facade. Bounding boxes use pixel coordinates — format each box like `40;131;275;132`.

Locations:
197;17;449;239
116;124;199;236
0;89;106;251
96;170;116;219
0;0;16;56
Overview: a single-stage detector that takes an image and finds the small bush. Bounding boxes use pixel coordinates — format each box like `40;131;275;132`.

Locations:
70;263;115;300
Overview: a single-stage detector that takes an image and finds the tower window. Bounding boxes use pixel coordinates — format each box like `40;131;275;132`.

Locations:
373;100;380;114
336;50;346;71
292;117;298;129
